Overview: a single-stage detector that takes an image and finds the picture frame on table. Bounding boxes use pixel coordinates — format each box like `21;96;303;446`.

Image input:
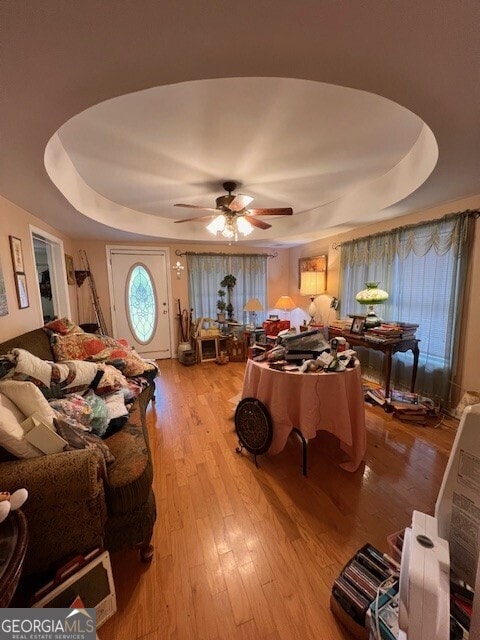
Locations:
298;254;327;289
9;235;24;273
15;272;29;309
350;315;365;335
65;253;75;285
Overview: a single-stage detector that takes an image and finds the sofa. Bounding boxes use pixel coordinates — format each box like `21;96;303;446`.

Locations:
0;324;157;577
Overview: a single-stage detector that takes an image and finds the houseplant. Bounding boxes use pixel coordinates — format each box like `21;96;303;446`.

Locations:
220;274;237;320
217;289;227;322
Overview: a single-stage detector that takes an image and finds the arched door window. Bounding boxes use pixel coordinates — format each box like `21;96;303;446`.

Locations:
126;264;157;344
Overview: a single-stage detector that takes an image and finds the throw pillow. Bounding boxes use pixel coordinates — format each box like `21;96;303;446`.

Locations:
0;380;56;427
0;392;43;458
54;418;115;465
50;332;130;362
43;318;84;335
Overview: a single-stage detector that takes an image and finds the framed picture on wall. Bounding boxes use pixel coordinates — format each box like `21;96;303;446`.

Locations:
65;254;75;285
15;272;29;309
298;254;327;289
9;235;25;273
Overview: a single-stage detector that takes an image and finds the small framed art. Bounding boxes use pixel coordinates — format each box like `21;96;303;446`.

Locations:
350;315;365;335
65;253;75;285
9;235;25;273
15;272;29;309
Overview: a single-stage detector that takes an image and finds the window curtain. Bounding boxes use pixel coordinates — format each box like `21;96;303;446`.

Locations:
339;212;475;405
187;253;267;324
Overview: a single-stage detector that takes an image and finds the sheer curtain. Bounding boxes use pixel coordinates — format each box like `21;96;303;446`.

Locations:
187;253;268;324
340;212;475;405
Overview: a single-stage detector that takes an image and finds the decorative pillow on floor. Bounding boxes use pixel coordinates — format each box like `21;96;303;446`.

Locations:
0;392;43;458
54;417;115;465
6;349;102;399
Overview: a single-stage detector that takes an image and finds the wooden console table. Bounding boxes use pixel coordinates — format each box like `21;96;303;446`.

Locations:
328;329;420;398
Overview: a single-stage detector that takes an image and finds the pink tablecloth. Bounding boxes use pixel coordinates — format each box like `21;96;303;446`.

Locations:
241;360;367;472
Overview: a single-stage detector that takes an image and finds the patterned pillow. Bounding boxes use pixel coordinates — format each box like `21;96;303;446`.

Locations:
43;318;84;336
51;332;130;362
6;349;102;399
51;333;158;378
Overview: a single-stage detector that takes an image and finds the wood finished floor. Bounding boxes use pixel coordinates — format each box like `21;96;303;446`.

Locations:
100;359;457;640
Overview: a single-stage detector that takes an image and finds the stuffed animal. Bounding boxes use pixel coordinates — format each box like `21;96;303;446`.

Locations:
0;488;28;524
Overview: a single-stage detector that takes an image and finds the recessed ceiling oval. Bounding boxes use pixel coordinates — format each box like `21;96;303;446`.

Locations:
44;77;437;244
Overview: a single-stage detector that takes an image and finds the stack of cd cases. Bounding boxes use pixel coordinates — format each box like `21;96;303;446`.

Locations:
332;544;393;629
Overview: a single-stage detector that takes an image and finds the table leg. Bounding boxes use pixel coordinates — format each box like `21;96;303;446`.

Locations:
292;428;308;476
384;346;393;398
411;343;420;392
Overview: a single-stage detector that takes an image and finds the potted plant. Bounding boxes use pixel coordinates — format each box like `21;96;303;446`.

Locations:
217;289;227;322
220;274;237;320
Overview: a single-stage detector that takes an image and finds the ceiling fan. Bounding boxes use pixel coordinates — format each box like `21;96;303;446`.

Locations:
174;181;293;235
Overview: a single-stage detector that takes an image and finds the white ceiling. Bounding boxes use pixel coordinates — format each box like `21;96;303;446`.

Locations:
2;1;479;247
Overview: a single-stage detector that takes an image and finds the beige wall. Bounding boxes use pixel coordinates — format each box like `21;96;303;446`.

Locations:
70;240;290;347
1;192;479;399
0;196;78;340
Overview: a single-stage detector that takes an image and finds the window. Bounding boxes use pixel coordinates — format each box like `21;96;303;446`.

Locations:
186;253;267;324
340;213;472;404
127;264;157;343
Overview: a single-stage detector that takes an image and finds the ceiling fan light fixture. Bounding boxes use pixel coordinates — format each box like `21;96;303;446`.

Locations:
236;216;253;236
206;214;226;235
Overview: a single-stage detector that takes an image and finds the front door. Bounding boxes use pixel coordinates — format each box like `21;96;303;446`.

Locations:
108;248;172;359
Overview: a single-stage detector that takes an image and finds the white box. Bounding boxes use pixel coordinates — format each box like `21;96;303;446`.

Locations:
21;412;67;454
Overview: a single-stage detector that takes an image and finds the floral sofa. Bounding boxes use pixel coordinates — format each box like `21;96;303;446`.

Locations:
0;319;157;577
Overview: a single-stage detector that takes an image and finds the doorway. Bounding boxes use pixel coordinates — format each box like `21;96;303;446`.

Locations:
106;246;173;359
30;226;71;325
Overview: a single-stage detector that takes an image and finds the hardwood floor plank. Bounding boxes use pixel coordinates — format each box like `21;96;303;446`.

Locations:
100;358;456;640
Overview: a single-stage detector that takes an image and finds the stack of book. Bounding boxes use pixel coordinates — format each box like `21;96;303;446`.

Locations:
329;318;352;333
363;385;387;407
363;322;418;343
390;389;428;425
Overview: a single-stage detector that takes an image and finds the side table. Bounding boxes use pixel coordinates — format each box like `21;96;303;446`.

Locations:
0;509;28;607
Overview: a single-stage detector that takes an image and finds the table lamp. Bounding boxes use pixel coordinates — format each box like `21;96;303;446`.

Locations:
274;295;296;319
355;281;389;328
300;271;326;324
243;297;263;328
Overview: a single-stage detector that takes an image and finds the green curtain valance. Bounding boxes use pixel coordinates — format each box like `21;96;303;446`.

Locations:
340;211;477;268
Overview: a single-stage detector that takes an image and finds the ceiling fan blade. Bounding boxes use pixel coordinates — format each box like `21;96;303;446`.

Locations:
174;203;219;213
245;216;271;230
174;213;219;223
248;207;293;216
228;194;254;212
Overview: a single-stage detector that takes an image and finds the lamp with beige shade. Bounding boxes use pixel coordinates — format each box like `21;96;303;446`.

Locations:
300;271;326;324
